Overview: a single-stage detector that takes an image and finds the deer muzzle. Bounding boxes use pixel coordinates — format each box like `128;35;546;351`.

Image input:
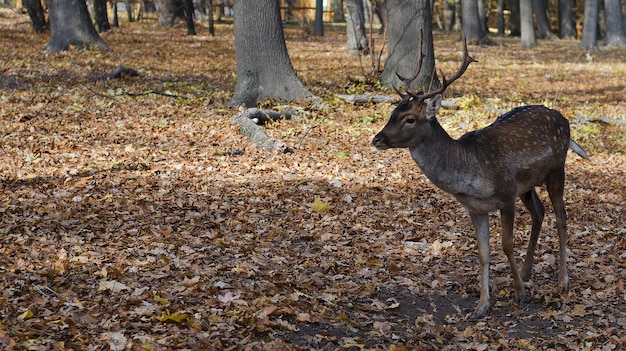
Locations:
372;132;390;150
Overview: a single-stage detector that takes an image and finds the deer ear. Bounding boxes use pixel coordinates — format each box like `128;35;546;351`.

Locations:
425;94;442;119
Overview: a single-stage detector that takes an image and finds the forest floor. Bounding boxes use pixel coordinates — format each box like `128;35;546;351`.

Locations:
1;12;625;351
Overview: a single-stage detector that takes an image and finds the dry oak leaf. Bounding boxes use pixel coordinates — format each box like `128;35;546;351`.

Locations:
98;280;131;293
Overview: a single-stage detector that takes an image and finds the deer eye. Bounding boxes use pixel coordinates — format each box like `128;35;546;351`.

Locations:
405;117;416;124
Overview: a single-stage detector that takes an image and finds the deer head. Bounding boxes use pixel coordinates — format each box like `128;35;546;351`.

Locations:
373;34;477;150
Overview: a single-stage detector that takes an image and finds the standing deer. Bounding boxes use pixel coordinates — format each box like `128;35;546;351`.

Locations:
372;36;589;318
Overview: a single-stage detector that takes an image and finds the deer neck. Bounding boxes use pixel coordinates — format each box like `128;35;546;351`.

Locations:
409;119;490;197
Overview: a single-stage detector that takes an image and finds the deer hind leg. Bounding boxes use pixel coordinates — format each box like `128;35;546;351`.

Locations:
546;169;569;291
519;188;545;282
468;212;492;318
500;202;525;305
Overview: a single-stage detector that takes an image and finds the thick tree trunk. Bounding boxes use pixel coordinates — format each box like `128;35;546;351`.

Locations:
520;0;537;47
94;0;111;33
380;0;437;93
154;0;184;26
558;0;576;39
373;0;388;34
580;0;599;49
228;0;313;107
24;0;47;33
346;0;370;55
604;0;626;46
532;0;555;39
45;0;110;52
111;0;119;27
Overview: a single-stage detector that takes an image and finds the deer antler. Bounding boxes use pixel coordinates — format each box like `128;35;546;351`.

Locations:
394;31;425;100
395;31;477;102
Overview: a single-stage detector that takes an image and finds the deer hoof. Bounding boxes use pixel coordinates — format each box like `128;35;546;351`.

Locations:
474;301;491;320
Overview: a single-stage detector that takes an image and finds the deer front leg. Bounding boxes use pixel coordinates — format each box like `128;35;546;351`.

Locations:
469;212;491;318
500;202;525;304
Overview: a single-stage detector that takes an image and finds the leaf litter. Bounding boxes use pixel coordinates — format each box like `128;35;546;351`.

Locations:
1;16;625;350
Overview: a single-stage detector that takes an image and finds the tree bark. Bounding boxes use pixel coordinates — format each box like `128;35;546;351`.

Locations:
154;0;184;26
380;0;437;93
580;0;599;49
45;0;110;52
346;0;370;55
520;0;537;47
496;0;505;35
462;0;487;43
604;0;626;46
228;0;313;107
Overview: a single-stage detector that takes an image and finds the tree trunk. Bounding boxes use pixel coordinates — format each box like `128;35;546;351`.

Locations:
462;0;487;43
111;0;119;27
520;0;536;47
604;0;626;46
154;0;184;26
580;0;599;49
558;0;576;39
313;0;324;36
509;0;521;36
444;0;457;32
380;0;438;93
228;0;313;107
182;0;196;35
346;0;370;55
496;0;505;35
331;0;344;22
532;0;555;39
373;0;388;34
94;0;111;33
23;0;47;33
45;0;110;52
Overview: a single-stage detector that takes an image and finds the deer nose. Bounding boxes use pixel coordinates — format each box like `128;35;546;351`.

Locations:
372;133;388;148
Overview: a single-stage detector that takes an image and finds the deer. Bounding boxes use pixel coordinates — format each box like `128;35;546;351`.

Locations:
372;35;590;318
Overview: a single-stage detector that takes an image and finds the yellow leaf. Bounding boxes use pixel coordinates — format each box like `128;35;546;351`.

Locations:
390;345;408;351
311;197;330;213
159;313;188;323
153;295;169;305
342;344;365;349
18;310;34;320
141;345;153;351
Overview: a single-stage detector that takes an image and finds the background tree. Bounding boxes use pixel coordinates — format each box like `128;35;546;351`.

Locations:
182;0;196;35
580;0;599;49
532;0;555;39
346;0;369;55
331;0;344;22
45;0;110;52
154;0;184;26
520;0;537;47
94;0;111;33
313;0;324;36
462;0;487;43
604;0;626;46
23;0;47;33
558;0;576;39
228;0;313;107
380;0;437;92
508;0;521;36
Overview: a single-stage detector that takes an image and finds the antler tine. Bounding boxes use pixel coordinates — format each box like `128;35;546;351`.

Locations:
418;33;477;101
394;30;426;99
